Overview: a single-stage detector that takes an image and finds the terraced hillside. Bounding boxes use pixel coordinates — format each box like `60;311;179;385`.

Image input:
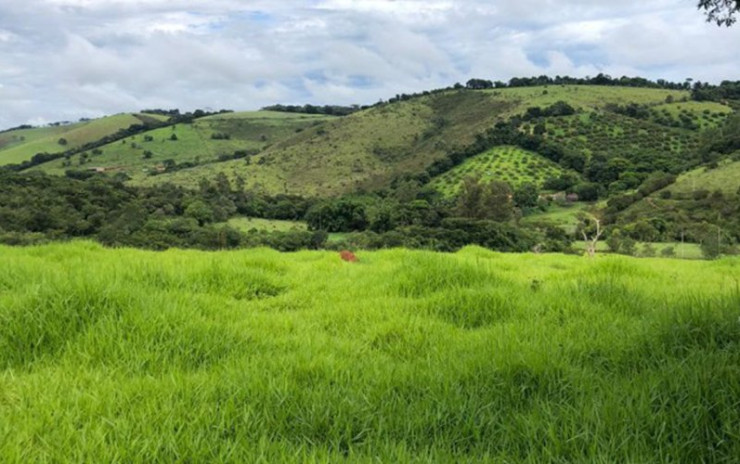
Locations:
143;86;691;196
0;114;162;166
31;111;334;181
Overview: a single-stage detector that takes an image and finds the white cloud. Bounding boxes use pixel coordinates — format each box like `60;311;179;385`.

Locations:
0;0;739;128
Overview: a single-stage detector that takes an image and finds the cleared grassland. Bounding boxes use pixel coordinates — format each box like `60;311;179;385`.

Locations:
32;112;334;183
430;146;572;196
0;114;146;166
1;242;739;462
665;158;740;196
487;85;689;114
224;216;308;232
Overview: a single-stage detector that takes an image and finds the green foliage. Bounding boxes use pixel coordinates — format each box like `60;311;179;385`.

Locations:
431;146;571;196
455;176;513;221
1;244;739;461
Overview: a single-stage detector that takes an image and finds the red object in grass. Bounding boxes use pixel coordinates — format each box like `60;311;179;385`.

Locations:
340;250;358;262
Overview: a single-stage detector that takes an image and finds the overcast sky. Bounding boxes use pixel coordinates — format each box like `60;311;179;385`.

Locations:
1;0;739;129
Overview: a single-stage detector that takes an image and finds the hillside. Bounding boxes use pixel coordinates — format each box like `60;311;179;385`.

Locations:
5;82;739;256
0;113;164;166
430;145;573;196
136;85;693;196
609;154;740;244
2;242;739;461
29;111;334;181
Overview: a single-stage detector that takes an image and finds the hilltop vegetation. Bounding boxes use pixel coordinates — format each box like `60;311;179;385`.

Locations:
1;243;739;461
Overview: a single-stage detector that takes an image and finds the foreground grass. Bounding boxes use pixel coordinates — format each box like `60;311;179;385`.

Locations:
1;242;739;462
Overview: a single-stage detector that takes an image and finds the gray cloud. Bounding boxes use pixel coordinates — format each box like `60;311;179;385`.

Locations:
1;0;739;128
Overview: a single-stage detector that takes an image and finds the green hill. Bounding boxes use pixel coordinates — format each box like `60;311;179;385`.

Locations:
666;156;740;196
139;86;691;196
29;111;334;181
8;84;738;248
0;114;158;166
647;101;733;130
540;111;701;171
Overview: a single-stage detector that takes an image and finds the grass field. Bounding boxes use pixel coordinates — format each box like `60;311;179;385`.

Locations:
1;242;739;462
486;85;689;115
666;157;740;196
570;240;704;259
430;146;572;196
521;203;591;234
0;114;147;166
224;216;308;232
31;111;334;183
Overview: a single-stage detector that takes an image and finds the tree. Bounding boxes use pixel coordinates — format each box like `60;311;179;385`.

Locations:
514;182;539;209
185;199;214;226
698;0;740;26
577;214;604;258
456;176;486;219
482;180;514;222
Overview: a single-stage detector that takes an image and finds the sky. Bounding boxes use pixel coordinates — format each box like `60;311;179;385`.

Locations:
1;0;739;129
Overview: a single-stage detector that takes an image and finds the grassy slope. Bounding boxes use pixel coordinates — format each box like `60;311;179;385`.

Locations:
649;101;733;130
666;157;740;196
31;111;334;182
0;114;146;166
614;154;740;228
430;145;574;195
1;242;739;462
149;86;691;196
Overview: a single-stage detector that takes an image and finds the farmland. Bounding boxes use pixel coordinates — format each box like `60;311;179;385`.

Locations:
31;111;334;183
430;146;571;196
0;114;151;166
1;242;739;462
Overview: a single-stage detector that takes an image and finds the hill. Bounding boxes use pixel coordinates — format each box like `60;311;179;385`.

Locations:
1;242;739;462
134;85;693;196
5;81;739;256
0;113;165;166
28;111;334;181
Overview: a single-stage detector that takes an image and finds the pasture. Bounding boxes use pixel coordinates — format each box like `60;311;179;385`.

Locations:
0;114;145;166
1;242;738;462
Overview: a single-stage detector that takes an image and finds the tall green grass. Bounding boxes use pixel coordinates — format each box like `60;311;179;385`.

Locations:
1;242;739;462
